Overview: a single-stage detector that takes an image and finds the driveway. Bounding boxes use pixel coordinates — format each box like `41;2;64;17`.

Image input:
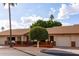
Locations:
14;47;53;56
0;46;31;56
14;47;79;56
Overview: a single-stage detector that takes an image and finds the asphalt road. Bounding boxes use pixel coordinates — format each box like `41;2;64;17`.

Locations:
0;47;31;56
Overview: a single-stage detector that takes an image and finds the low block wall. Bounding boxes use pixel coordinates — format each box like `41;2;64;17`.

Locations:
33;42;53;48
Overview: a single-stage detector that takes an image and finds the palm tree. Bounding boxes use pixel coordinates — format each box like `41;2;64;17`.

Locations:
1;26;5;31
3;3;17;47
50;14;54;20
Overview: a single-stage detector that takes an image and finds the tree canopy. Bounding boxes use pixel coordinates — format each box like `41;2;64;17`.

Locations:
30;14;62;28
30;20;47;28
29;26;48;41
30;19;62;28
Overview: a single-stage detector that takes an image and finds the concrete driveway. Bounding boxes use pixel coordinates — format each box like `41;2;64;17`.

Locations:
14;47;79;56
0;46;31;56
14;47;53;56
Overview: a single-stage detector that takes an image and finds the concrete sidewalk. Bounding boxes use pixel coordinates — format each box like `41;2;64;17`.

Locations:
14;47;53;56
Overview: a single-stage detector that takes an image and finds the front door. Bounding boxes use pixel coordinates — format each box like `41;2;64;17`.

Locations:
8;37;15;41
50;36;54;41
71;41;75;47
50;36;56;46
7;37;15;44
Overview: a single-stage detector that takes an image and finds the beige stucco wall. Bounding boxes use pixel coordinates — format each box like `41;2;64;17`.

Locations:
16;36;21;41
0;36;7;45
23;36;27;41
0;35;27;45
15;36;27;41
21;36;27;41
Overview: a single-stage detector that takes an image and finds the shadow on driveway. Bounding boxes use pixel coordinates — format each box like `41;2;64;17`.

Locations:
41;49;79;56
13;48;36;56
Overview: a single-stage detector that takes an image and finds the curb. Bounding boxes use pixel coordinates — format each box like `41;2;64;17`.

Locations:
13;48;36;56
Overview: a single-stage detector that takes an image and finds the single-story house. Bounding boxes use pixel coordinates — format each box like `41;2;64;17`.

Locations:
47;24;79;47
0;24;79;47
0;29;29;45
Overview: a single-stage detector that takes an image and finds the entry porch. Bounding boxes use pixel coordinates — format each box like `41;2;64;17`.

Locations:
5;35;29;47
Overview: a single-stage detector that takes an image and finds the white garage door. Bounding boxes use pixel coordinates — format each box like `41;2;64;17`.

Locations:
75;36;79;47
54;35;71;47
0;37;6;45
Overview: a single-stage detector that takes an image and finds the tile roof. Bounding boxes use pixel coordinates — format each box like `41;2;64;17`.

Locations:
47;25;79;35
0;29;29;36
0;24;79;36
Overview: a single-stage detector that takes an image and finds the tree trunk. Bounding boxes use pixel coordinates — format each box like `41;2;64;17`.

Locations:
37;41;40;48
8;3;12;47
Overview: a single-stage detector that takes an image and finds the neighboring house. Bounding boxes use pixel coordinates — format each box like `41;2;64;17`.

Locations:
0;29;29;45
0;25;79;48
47;24;79;47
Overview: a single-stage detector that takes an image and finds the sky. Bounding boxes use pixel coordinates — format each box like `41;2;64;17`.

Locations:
0;3;79;31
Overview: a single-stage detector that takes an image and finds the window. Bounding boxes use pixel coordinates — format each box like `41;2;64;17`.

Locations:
27;36;29;40
17;36;21;41
50;36;54;41
7;37;15;41
71;41;75;47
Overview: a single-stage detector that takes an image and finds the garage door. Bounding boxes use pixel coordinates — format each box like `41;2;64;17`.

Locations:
0;37;6;45
75;36;79;47
55;35;71;47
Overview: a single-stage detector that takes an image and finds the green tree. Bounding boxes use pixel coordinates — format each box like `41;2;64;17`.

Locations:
3;3;17;47
53;21;62;27
46;20;62;27
29;26;48;48
31;20;47;28
46;20;53;28
30;14;62;28
31;19;62;28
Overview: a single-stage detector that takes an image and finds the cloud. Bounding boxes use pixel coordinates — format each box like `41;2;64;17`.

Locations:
0;19;15;31
62;22;73;26
0;15;73;31
0;19;27;32
21;15;43;27
0;15;47;31
57;3;79;19
21;15;73;27
20;15;51;28
21;15;43;23
48;8;56;16
20;15;51;27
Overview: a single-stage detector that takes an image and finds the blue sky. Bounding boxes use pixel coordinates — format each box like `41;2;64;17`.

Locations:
0;3;61;19
0;3;79;31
